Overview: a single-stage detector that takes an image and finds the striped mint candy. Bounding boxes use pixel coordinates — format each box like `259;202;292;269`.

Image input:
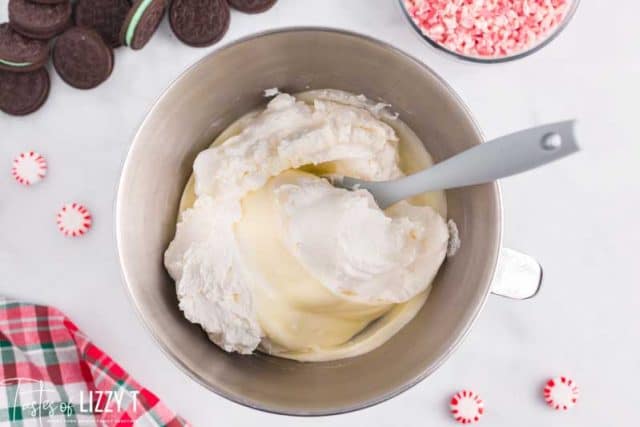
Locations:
12;151;47;185
450;389;484;424
544;376;579;410
56;203;92;237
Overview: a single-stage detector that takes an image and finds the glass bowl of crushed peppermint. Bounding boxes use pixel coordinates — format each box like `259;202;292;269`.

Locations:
400;0;579;63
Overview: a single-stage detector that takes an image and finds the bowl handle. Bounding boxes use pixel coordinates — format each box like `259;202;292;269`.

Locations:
490;248;542;299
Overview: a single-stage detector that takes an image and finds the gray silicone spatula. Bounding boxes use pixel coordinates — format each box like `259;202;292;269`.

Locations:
335;120;579;208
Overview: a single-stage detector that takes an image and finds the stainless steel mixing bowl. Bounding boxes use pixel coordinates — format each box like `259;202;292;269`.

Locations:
116;28;541;416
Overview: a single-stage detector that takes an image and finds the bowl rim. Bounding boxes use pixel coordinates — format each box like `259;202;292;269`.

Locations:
115;27;503;416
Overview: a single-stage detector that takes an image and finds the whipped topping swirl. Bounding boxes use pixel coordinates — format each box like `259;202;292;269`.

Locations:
165;92;449;356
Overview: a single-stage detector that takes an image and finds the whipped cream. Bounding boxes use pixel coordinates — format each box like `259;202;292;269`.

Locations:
165;91;450;357
164;196;261;353
193;93;402;201
275;174;448;304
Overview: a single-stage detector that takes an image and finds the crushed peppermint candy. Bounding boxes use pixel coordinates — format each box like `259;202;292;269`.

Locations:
403;0;572;59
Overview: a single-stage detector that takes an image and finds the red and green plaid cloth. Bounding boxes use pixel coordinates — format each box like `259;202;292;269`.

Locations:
0;298;189;426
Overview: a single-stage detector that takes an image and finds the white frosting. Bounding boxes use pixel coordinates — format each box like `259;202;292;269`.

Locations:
164;93;449;355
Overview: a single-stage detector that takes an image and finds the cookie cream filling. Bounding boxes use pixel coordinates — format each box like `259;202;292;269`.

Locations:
165;91;450;360
124;0;154;47
0;59;31;67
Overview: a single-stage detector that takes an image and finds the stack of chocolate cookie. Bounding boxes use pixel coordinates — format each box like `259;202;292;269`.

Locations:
1;0;277;116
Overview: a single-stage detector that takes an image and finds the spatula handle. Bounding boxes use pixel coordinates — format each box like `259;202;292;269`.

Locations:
361;120;579;208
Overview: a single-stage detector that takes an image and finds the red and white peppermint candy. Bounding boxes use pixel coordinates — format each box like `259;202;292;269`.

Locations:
450;390;484;424
404;0;572;59
544;376;579;410
11;151;47;185
56;203;92;237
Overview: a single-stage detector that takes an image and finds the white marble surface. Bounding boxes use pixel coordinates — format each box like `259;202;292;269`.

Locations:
1;1;638;425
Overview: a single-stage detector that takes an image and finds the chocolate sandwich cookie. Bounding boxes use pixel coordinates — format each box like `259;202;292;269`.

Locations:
120;0;166;50
74;0;131;47
8;0;72;40
169;0;230;47
0;68;50;116
0;23;49;72
53;27;114;89
227;0;277;14
29;0;69;4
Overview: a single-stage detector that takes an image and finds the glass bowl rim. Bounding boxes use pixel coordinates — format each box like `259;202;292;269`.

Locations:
398;0;581;64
